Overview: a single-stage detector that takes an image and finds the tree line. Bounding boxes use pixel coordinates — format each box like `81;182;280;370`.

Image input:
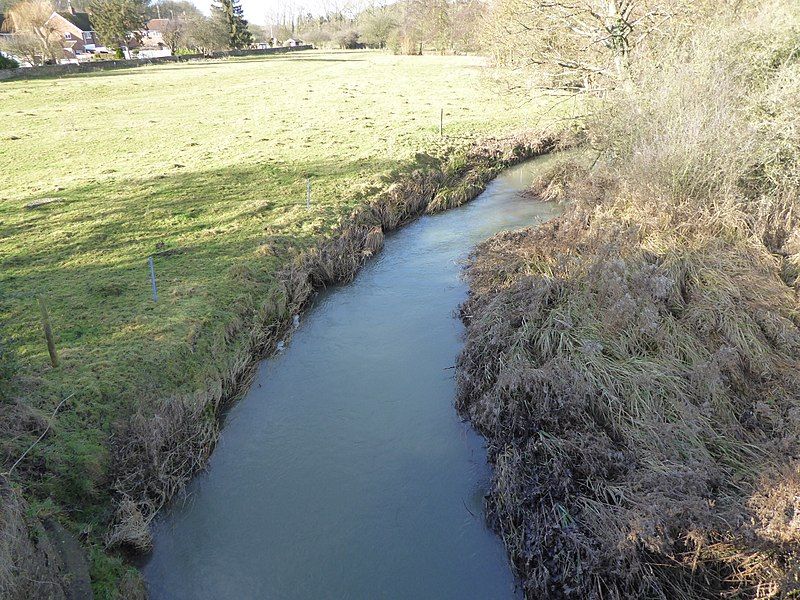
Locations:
267;0;485;54
1;0;488;65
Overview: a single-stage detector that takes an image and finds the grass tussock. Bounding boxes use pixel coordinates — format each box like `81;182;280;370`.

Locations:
457;3;800;598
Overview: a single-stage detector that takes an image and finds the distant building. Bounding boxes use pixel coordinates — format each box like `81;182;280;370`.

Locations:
142;18;169;49
283;38;303;47
45;3;99;57
134;18;172;57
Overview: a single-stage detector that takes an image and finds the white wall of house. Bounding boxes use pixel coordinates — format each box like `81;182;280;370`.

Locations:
138;48;172;59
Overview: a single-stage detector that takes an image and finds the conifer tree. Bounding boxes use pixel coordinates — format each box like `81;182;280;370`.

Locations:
90;0;147;49
211;0;252;49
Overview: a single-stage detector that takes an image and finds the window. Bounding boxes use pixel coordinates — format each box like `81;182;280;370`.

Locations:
64;32;71;39
83;32;91;41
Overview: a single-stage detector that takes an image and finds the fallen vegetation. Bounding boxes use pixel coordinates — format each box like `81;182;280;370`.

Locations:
458;3;800;598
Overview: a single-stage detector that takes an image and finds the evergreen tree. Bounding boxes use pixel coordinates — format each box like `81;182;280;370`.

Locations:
89;0;147;49
211;0;252;49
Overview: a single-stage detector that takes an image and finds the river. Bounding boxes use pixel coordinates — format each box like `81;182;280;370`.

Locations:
143;156;561;599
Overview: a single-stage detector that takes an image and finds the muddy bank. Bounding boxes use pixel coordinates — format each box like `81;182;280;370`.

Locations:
1;475;96;600
104;132;558;564
455;155;800;598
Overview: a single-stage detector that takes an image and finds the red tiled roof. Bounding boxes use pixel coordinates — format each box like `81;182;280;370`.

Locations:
146;18;170;32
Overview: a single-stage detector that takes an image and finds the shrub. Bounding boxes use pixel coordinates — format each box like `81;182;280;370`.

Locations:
334;28;360;50
0;54;19;69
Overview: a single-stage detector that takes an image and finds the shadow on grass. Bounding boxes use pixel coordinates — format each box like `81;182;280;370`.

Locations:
1;147;441;402
0;145;439;517
3;154;409;271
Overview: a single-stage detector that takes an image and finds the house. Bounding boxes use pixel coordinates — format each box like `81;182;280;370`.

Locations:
141;18;173;57
136;18;172;57
45;3;99;57
283;38;304;47
141;18;169;49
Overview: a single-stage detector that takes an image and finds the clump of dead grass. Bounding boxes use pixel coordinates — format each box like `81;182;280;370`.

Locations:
458;3;800;598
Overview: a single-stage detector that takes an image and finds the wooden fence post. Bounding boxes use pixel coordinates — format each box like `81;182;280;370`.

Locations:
38;296;58;368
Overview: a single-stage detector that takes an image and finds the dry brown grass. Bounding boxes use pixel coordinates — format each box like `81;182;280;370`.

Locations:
457;3;800;598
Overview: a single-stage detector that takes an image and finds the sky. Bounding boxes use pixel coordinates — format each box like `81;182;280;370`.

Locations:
189;0;372;26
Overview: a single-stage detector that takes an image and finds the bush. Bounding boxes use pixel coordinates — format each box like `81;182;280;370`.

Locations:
0;54;19;69
334;29;360;50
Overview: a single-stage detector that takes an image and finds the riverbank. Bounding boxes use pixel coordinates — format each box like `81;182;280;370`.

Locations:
143;155;564;599
456;4;800;597
1;131;561;598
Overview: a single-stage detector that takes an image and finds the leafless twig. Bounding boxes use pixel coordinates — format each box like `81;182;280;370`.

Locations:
3;393;74;476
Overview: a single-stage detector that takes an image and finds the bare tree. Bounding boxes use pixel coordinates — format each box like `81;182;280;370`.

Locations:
486;0;699;91
184;15;228;53
448;0;486;54
0;31;41;64
161;17;186;53
1;0;62;65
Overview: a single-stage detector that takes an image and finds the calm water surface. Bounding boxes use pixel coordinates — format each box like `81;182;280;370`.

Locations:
144;157;562;599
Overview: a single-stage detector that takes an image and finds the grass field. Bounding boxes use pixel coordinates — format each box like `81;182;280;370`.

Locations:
0;50;550;591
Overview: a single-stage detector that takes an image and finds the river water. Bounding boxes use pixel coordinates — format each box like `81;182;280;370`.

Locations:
143;157;561;599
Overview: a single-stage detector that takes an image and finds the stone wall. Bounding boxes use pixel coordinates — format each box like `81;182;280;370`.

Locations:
0;45;313;81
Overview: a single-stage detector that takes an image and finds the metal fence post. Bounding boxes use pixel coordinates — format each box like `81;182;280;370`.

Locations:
149;256;158;302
